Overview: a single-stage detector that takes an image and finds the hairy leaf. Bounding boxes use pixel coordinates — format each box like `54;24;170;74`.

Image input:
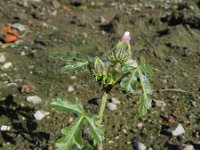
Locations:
72;97;84;113
139;73;152;95
121;64;134;74
140;56;154;77
49;97;84;114
61;61;89;73
139;95;152;116
120;70;137;93
56;116;85;150
85;115;104;145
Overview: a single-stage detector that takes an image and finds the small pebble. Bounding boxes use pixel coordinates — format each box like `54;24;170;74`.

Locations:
21;84;34;93
189;100;197;107
1;125;11;131
182;144;194;150
108;140;114;144
133;141;146;150
11;23;25;32
0;53;6;63
70;76;77;80
67;85;74;92
52;0;61;9
20;51;26;56
26;96;42;104
34;110;50;120
107;102;117;111
153;100;166;108
68;117;74;124
169;124;185;136
1;62;13;69
137;122;143;129
111;97;121;104
100;16;106;23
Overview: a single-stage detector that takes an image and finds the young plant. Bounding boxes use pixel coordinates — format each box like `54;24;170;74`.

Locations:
49;31;154;150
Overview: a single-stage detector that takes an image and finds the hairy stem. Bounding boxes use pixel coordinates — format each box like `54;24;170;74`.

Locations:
96;92;108;150
138;69;147;98
97;92;108;126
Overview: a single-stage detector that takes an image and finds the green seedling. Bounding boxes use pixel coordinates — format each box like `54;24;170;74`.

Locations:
49;32;154;150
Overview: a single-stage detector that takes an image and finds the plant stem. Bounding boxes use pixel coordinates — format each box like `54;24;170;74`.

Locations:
96;70;133;150
97;92;108;126
95;92;108;150
138;69;147;98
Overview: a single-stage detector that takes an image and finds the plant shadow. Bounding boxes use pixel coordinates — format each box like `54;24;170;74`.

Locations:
0;95;50;149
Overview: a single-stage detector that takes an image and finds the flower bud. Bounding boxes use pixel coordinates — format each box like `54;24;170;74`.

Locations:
93;57;106;75
109;31;132;64
122;31;131;44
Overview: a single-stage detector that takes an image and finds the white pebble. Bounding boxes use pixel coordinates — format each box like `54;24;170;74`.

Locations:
67;85;74;92
70;76;77;80
134;142;146;150
21;51;26;56
137;122;143;129
11;23;25;32
153;100;166;108
1;125;11;131
111;97;121;104
182;144;194;150
26;96;42;104
169;124;185;136
1;62;12;69
0;53;6;63
107;102;117;111
34;110;50;120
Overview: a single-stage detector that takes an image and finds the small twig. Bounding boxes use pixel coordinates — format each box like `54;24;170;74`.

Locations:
155;88;187;93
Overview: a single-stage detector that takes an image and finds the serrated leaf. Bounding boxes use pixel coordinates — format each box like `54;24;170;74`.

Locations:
139;73;152;95
120;70;137;93
49;98;84;114
61;61;89;73
140;56;154;77
56;116;85;150
120;76;137;93
85;115;104;145
139;95;152;116
72;97;84;113
121;64;134;74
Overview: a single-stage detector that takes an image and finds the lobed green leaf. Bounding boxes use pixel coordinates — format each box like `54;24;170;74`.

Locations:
49;97;84;114
120;75;137;93
120;69;137;93
61;61;89;74
85;115;104;145
121;64;135;74
140;56;154;77
56;116;85;150
139;95;152;116
139;73;152;95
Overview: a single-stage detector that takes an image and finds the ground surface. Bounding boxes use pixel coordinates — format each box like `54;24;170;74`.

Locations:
0;0;200;150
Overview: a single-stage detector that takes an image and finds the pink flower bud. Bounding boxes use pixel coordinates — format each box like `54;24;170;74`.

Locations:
121;31;131;44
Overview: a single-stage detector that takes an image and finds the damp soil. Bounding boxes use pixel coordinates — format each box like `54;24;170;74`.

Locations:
0;0;200;150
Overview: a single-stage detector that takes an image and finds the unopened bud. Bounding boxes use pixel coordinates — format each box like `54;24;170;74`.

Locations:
122;31;131;44
93;57;106;75
109;32;132;64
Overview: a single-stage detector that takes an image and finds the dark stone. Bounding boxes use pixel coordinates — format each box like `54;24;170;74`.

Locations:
69;0;86;6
